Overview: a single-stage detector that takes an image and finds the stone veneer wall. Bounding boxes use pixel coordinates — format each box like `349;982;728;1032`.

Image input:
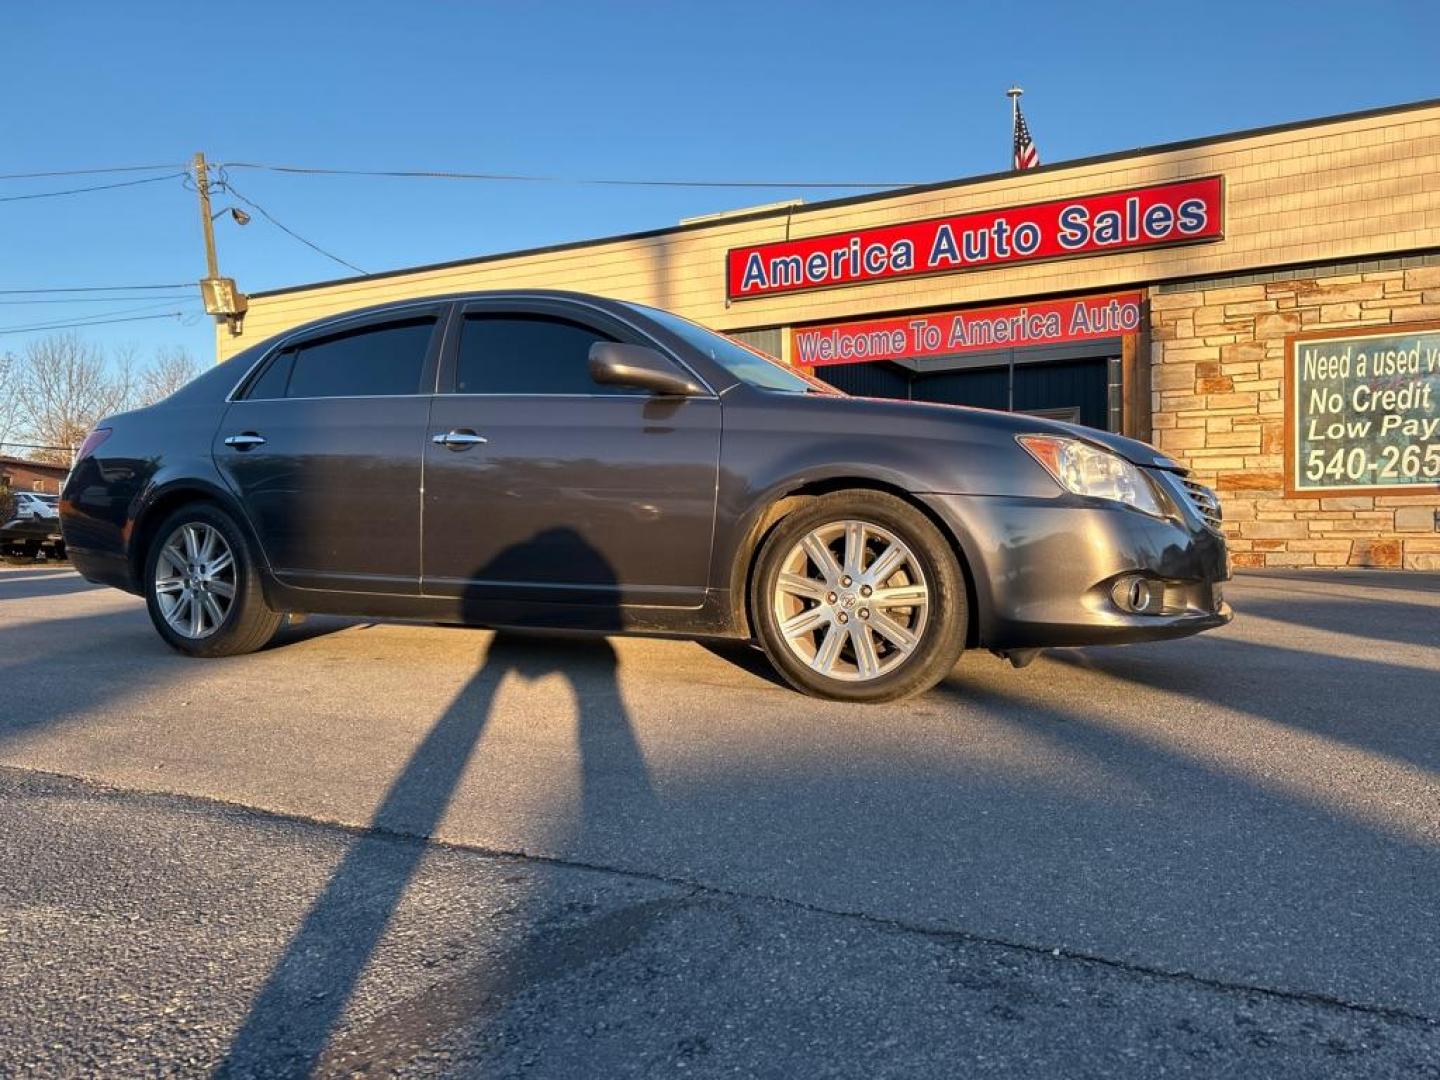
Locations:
1149;260;1440;570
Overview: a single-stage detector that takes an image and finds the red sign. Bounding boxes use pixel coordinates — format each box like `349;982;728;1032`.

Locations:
728;176;1223;300
790;292;1144;367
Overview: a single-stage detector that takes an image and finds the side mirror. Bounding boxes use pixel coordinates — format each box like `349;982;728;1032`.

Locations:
589;342;703;397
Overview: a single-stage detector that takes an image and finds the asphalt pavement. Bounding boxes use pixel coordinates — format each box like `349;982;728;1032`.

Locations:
0;564;1437;1077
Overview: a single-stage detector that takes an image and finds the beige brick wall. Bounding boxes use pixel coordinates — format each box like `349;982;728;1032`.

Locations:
1150;266;1440;570
219;102;1440;361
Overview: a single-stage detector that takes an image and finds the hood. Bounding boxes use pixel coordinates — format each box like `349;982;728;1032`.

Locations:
811;393;1183;472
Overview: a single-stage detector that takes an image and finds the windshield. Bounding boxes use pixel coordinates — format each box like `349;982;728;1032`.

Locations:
630;304;838;394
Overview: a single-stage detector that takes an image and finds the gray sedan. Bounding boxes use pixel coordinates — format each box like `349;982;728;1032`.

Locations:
61;291;1230;701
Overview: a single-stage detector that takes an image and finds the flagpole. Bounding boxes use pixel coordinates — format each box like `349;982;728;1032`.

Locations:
1006;85;1023;169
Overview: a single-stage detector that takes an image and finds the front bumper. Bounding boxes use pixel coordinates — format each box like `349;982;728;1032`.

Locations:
919;493;1231;650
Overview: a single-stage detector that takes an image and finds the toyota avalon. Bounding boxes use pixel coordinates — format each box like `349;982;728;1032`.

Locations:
61;291;1230;702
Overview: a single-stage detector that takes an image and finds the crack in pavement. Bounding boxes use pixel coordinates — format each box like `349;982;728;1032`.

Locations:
8;761;1436;1032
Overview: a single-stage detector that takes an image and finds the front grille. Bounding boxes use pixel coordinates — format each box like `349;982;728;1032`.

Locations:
1180;478;1223;532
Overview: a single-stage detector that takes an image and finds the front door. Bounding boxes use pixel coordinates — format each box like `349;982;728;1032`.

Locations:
214;308;444;593
422;301;721;612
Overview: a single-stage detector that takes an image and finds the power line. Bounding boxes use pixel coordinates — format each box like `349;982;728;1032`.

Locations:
217;161;917;190
0;310;187;335
0;308;188;334
0;284;191;294
216;174;367;274
1;160;921;190
4;299;194;325
0;172;185;203
0;164;185;181
0;295;194;305
1;441;73;453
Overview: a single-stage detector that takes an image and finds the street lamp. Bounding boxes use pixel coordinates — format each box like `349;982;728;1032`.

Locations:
211;206;251;226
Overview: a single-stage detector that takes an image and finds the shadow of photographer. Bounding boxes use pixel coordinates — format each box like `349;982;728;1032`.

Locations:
217;527;657;1077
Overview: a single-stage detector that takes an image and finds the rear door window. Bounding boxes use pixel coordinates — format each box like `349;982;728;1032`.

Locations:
246;316;437;399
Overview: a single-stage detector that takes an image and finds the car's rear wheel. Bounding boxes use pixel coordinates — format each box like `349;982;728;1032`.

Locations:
144;503;281;657
750;491;968;703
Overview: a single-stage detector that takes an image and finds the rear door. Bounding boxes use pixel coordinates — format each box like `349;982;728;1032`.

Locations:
421;299;721;609
214;305;446;594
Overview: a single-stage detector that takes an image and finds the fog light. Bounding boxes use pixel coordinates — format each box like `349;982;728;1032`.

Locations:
1112;575;1165;615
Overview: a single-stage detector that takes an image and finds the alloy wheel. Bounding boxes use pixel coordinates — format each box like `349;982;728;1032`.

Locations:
153;522;237;639
770;519;930;682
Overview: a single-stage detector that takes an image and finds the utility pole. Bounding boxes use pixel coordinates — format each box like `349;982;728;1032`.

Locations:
194;151;220;281
192;151;248;336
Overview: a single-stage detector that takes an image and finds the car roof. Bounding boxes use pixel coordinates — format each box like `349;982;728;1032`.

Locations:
295;289;638;329
225;290;690;386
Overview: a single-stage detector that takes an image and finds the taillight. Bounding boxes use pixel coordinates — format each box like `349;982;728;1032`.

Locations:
74;427;112;464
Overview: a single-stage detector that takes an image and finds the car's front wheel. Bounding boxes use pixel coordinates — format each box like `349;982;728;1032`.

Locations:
144;503;281;657
751;491;968;703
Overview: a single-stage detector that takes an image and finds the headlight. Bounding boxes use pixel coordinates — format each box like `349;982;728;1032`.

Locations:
1016;434;1166;517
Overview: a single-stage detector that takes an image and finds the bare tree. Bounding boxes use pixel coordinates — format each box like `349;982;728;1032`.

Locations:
138;345;202;405
13;334;132;464
0;350;22;454
111;342;142;412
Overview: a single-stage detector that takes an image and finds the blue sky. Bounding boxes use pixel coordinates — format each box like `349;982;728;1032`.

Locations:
2;0;1437;365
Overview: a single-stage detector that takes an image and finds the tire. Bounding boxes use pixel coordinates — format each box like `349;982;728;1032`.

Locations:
143;502;282;658
750;490;968;703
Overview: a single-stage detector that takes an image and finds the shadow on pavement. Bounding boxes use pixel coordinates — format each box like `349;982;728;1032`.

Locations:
0;603;194;777
263;616;371;650
0;565;76;579
0;569;103;599
1045;629;1439;778
1233;593;1440;649
217;529;660;1076
928;661;1440;1008
697;638;788;689
1239;567;1440;594
9;546;1440;1064
0;602;356;749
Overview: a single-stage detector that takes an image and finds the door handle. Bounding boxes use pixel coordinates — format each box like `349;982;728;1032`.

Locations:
224;432;266;450
432;430;488;449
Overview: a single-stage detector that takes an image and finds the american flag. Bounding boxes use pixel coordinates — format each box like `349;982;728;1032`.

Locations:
1013;102;1039;171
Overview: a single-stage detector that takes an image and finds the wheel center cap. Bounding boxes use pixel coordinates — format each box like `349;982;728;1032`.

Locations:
839;592;858;610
